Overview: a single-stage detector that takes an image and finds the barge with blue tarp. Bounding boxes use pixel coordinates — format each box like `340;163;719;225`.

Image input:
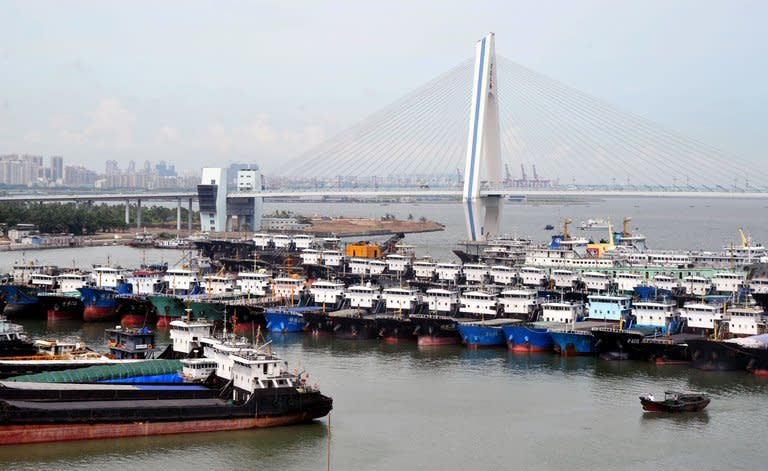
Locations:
0;344;332;445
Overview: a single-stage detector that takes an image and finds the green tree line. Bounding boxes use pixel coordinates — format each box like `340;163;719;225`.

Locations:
0;203;198;235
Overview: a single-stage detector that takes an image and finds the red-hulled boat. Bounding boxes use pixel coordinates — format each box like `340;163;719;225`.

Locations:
639;391;710;413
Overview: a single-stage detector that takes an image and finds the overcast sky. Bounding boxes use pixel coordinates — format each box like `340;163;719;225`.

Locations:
1;0;765;174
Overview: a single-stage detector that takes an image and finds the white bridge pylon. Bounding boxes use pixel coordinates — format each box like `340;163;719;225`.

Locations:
463;32;503;241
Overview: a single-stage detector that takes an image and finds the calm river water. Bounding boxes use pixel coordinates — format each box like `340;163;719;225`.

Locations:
1;197;767;471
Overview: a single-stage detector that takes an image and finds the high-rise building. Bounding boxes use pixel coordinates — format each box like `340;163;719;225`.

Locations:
50;156;63;182
105;160;119;175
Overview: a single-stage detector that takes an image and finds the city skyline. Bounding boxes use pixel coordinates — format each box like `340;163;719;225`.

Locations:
2;1;767;175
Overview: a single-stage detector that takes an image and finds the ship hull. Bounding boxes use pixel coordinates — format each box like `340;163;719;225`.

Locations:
591;328;647;360
457;324;506;348
688;339;752;371
116;296;156;327
410;316;461;346
302;311;335;335
0;413;322;446
502;325;553;353
0;340;38;359
549;331;596;356
40;295;84;321
82;306;120;323
79;287;119;322
0;386;332;445
0;285;44;319
376;316;417;342
265;310;305;333
331;315;379;340
2;301;44;319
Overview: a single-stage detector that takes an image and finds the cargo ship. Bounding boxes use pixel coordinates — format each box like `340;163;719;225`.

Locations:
265;306;320;333
502;322;556;353
78;286;120;322
457;318;521;348
38;292;84;321
0;285;43;319
0;339;332;445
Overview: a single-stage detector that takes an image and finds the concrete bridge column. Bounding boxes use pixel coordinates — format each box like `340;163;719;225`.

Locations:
188;198;193;232
136;199;142;229
176;198;182;232
125;200;130;225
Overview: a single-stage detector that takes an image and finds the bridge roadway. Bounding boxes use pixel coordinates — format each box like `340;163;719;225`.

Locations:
1;188;768;204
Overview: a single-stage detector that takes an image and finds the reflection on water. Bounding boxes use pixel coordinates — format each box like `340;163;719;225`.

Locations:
640;411;711;430
0;422;328;470
8;318;768;471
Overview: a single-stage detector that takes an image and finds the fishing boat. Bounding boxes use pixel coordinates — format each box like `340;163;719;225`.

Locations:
639;391;710;413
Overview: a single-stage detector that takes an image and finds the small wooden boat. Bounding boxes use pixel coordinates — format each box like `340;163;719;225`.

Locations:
639;391;710;413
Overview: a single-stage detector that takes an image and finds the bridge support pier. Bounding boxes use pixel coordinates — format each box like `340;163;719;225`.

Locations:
125;200;130;225
176;198;182;232
188;198;193;232
136;199;142;229
462;33;502;241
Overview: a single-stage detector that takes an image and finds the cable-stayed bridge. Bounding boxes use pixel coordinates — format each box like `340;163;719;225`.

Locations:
235;33;768;240
3;34;766;238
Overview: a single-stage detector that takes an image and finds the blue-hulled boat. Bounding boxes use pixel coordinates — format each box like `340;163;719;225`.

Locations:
548;327;597;356
502;322;556;353
78;286;121;322
458;319;520;348
265;306;321;333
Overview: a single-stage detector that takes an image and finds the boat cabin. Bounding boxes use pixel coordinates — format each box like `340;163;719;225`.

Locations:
490;265;517;285
236;272;272;297
435;263;461;283
164;268;199;295
386;254;411;273
459;290;498;318
345;284;381;309
587;295;632;322
581;271;612;292
382;287;421;312
462;264;489;284
682;276;712;296
105;326;155;359
310;280;346;307
615;272;644;293
711;272;745;294
57;273;90;293
322;249;343;267
726;306;767;337
681;302;725;332
551;269;577;290
424;288;460;314
632;301;680;333
498;289;538;317
169;318;215;355
180;358;218;382
541;302;585;323
413;259;437;280
519;266;546;287
29;274;58;292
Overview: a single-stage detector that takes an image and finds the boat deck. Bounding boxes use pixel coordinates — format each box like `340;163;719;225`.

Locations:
459;318;522;327
3;397;226;410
